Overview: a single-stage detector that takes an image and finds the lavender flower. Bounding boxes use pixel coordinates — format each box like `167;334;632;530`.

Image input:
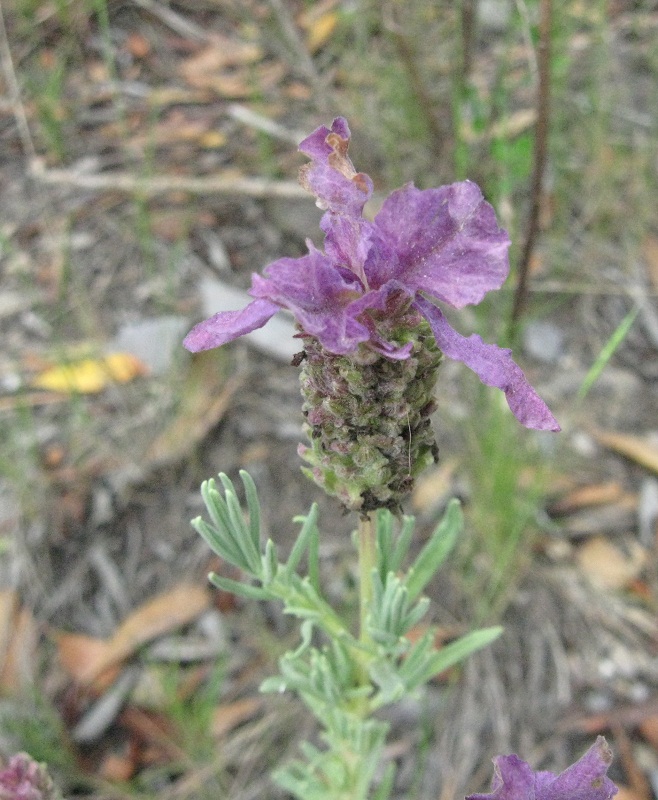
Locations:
185;118;560;509
467;737;618;800
0;753;60;800
184;117;558;433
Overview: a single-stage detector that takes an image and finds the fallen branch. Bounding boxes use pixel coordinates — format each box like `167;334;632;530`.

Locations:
29;160;310;199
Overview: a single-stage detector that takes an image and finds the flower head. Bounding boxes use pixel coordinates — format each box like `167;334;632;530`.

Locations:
184;118;558;433
467;737;618;800
0;753;60;800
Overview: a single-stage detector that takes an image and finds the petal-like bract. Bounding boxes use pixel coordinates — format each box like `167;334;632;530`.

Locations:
415;297;560;431
467;737;618;800
183;298;279;352
373;182;510;305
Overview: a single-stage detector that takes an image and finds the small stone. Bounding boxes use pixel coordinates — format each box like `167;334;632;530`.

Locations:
522;320;565;364
113;316;189;375
477;0;512;31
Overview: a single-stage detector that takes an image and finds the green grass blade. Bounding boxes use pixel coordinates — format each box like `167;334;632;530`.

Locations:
578;305;639;400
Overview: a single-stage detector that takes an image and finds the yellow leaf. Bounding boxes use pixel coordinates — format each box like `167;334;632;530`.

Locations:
31;353;148;394
306;12;338;53
200;130;227;149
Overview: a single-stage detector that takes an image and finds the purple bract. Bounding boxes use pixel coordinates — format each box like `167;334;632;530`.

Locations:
184;118;559;432
467;737;618;800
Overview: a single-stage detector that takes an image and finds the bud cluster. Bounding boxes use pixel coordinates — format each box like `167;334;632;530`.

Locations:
298;320;442;512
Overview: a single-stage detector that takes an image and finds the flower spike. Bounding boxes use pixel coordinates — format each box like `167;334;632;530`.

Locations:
184;118;559;507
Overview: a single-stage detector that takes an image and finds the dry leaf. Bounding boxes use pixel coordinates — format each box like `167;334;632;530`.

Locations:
125;32;150;59
0;605;39;692
638;714;658;753
593;430;658;475
147;87;212;107
200;130;227;149
411;458;459;514
549;481;627;515
212;697;264;738
613;787;648;800
0;589;19;680
639;715;658;751
119;706;185;761
576;536;648;590
77;585;211;684
55;632;121;691
99;750;137;782
179;35;262;89
31;353;148;394
490;108;537;139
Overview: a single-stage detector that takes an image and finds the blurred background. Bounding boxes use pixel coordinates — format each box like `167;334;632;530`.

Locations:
1;1;658;798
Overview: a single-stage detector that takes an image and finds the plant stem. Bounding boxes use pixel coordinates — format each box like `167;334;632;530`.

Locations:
510;0;553;335
358;513;376;649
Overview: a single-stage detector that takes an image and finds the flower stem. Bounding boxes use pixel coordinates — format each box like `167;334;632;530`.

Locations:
358;513;376;649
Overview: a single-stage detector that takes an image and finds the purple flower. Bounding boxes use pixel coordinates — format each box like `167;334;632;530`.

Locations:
184;118;559;432
467;737;618;800
0;753;59;800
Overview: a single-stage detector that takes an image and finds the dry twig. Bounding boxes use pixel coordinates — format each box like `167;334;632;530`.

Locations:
510;0;553;331
29;160;310;199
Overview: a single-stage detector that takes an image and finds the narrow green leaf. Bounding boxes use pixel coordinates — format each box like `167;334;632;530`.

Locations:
208;573;270;601
403;596;430;632
259;675;288;694
193;517;248;570
407;626;503;689
389;515;415;574
286;505;319;580
261;538;278;585
375;508;394;579
224;485;261;573
406;499;462;601
239;470;262;554
372;762;396;800
388;580;408;634
370;570;385;612
307;511;320;594
201;480;232;537
400;629;434;675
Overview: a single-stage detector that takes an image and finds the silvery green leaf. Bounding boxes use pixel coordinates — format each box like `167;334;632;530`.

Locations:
208;573;269;600
406;499;462;601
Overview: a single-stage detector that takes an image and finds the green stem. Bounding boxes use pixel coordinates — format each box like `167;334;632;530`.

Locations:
358;513;376;649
